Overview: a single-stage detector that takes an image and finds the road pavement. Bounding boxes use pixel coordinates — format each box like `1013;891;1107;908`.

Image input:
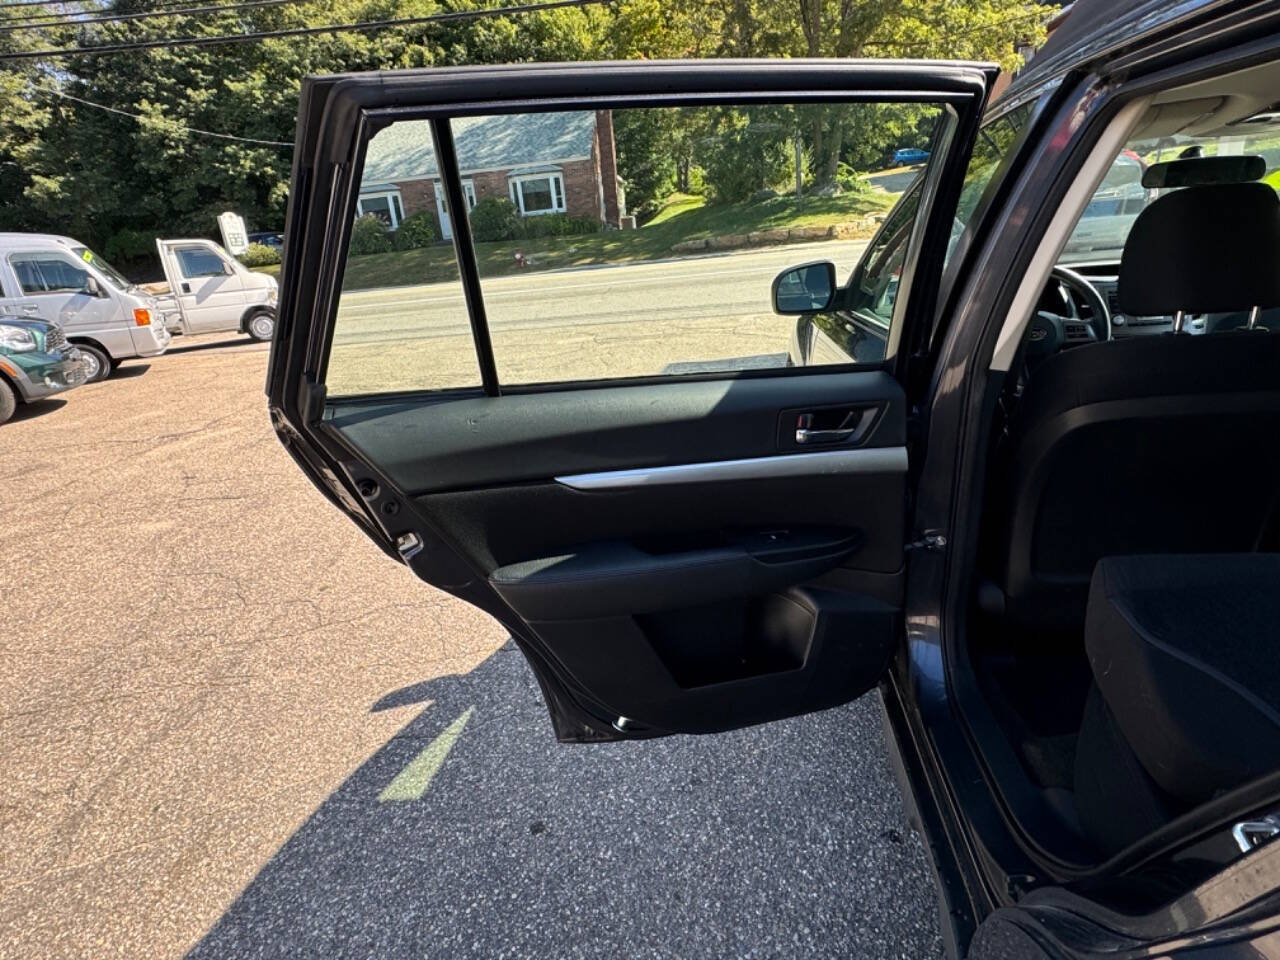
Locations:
0;247;941;959
327;238;869;393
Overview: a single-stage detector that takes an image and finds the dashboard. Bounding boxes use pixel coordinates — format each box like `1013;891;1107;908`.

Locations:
1056;262;1280;338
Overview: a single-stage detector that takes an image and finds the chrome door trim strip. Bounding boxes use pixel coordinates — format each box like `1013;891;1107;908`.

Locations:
556;446;909;490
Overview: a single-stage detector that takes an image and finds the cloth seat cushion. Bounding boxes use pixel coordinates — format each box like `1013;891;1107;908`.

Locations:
1085;554;1280;805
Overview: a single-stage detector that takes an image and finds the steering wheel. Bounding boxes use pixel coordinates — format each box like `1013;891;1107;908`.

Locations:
1022;265;1111;365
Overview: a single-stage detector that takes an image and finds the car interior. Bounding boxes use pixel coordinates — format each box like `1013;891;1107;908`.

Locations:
964;58;1280;874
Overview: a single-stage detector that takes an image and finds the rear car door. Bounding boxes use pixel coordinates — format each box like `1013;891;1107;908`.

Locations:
269;60;995;741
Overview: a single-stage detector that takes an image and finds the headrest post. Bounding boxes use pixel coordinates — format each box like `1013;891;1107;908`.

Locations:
1173;310;1185;334
1248;306;1261;330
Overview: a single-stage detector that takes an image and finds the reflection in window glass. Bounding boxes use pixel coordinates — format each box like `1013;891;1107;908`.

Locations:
946;103;1033;269
325;124;479;396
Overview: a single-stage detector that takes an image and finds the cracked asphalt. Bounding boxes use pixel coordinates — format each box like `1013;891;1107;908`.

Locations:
0;331;943;958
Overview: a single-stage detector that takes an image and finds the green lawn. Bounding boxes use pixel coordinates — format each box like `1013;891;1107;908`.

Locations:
254;190;896;291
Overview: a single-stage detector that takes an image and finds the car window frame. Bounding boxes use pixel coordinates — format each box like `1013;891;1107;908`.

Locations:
8;251;93;297
270;62;997;410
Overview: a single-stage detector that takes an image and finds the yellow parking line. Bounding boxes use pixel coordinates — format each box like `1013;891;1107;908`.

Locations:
378;707;474;802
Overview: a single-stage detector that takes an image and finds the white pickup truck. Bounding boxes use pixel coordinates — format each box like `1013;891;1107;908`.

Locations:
153;238;278;341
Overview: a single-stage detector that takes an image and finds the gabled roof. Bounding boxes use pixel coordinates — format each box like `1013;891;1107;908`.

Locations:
361;111;597;186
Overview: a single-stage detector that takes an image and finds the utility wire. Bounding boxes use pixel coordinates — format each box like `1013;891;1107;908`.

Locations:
40;84;294;145
0;0;310;34
0;0;609;58
0;0;101;10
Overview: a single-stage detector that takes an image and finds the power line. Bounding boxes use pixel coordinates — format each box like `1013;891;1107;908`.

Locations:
0;0;609;58
41;84;294;145
0;0;308;34
3;0;314;31
0;0;102;10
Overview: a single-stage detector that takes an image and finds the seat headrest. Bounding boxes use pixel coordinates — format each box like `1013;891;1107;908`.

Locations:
1117;182;1280;316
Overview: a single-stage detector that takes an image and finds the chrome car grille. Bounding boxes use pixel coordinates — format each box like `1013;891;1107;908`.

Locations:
44;325;66;350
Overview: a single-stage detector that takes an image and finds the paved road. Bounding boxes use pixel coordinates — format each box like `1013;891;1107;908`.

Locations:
327;239;869;392
0;287;941;958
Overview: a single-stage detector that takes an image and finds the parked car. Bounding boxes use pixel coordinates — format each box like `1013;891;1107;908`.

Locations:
268;3;1280;956
154;238;277;341
0;314;86;423
892;146;930;166
247;231;284;249
0;233;171;382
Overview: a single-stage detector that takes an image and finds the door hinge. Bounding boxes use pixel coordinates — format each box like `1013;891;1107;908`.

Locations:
905;532;947;553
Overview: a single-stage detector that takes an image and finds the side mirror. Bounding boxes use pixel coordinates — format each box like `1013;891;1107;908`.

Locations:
772;261;836;314
84;275;105;298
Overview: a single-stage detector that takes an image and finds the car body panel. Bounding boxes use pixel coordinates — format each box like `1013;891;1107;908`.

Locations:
0;233;170;362
0;314;87;400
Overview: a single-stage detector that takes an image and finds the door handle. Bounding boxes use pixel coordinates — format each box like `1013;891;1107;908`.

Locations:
181;282;191;294
795;411;859;445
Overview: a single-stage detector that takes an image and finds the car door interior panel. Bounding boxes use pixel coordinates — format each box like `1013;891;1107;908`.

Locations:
324;371;910;735
325;371;905;493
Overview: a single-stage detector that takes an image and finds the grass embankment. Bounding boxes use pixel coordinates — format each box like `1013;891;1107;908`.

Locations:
254;190;895;291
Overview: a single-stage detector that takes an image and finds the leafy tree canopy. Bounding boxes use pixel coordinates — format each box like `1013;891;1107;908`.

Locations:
0;0;1054;265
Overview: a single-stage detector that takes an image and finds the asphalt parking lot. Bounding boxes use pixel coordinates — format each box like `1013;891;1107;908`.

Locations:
0;266;943;958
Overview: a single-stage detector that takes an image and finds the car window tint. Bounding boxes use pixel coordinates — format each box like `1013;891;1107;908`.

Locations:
176;247;227;278
466;103;943;386
945;102;1034;270
326;99;953;394
1060;130;1280;266
846;182;922;332
11;254;90;294
326;126;479;397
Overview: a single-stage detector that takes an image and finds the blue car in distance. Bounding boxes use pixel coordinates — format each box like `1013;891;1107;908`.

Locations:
892;147;930;165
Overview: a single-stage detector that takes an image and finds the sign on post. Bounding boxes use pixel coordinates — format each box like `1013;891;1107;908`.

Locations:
218;211;249;256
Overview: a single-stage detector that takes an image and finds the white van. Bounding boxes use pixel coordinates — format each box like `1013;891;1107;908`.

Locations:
154;239;278;342
0;233;171;382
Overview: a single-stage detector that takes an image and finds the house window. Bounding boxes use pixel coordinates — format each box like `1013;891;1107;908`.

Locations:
357;190;405;229
509;173;565;216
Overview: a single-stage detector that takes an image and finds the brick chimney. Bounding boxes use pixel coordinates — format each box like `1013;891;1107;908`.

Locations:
595;109;621;227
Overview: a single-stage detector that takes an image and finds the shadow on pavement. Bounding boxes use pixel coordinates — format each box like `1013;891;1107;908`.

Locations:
8;396;68;423
111;363;152;379
188;643;943;959
166;336;260;356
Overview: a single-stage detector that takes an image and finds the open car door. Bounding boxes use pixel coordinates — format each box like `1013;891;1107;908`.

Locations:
268;60;995;742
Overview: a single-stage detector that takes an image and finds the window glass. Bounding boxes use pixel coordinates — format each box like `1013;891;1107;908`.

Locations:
945;103;1033;269
327;126;477;396
70;247;130;291
360;195;395;226
846;182;922;330
466;103;945;386
176;246;227;278
1060;127;1280;264
514;175;562;214
11;254;91;294
327;100;950;394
